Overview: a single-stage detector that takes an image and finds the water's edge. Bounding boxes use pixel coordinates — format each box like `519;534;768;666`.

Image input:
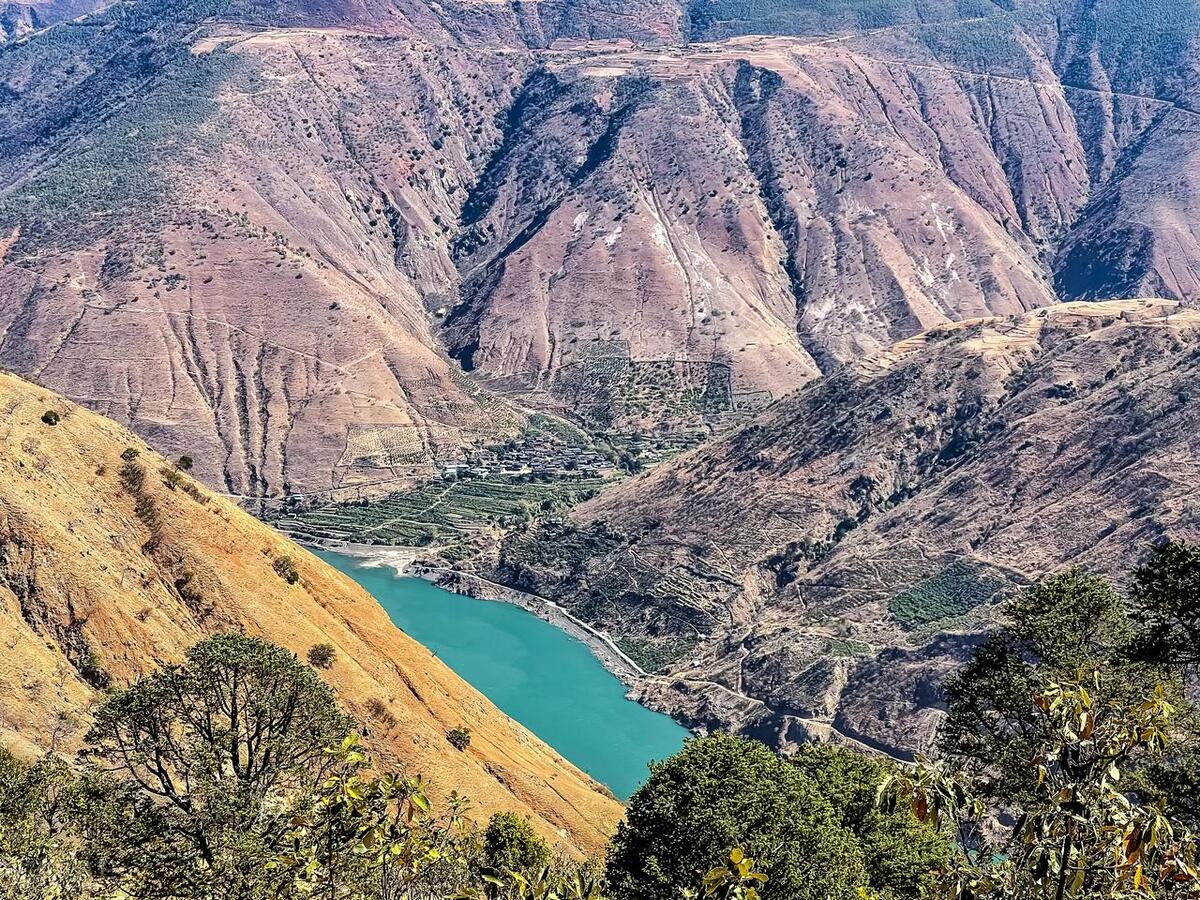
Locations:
314;543;648;687
312;543;691;798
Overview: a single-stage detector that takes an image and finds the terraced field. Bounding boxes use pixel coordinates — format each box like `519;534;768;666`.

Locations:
272;475;615;546
887;561;1006;630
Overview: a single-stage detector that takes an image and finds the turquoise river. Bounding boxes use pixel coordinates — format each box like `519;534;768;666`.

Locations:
317;551;690;800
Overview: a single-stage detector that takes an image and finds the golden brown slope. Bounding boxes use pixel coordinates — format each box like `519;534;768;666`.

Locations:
0;370;621;851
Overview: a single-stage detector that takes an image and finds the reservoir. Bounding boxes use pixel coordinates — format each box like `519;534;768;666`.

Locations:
318;551;690;800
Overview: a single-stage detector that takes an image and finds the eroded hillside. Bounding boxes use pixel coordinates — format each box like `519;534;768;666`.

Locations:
1;0;1199;498
0;369;622;851
486;300;1200;757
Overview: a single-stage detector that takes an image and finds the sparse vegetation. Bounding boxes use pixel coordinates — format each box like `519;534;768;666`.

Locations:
447;726;472;751
273;555;300;585
307;642;336;669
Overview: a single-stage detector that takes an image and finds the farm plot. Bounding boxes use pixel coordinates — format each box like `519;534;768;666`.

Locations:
888;561;1006;630
273;475;613;546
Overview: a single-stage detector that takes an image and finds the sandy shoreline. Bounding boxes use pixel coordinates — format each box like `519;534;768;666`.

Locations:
304;541;648;687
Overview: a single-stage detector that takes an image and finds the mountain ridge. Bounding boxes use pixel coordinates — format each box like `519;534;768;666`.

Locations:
483;299;1200;756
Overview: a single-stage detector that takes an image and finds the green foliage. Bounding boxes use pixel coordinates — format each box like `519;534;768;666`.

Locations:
307;642;336;669
449;726;473;751
939;568;1158;800
1129;541;1200;668
792;746;951;900
482;813;551;876
692;848;767;900
82;633;354;898
40;410;59;426
888;562;1004;630
273;554;300;585
883;670;1200;900
0;750;89;899
605;733;870;900
278;733;478;900
176;455;194;472
120;447;140;462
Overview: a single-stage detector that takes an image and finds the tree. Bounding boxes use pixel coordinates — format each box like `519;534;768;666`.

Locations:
792;745;950;900
939;569;1151;800
882;670;1200;900
1129;541;1200;668
605;733;869;900
281;734;477;900
82;634;354;898
0;750;89;900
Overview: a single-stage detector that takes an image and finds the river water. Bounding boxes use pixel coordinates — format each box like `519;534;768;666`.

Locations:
317;551;690;800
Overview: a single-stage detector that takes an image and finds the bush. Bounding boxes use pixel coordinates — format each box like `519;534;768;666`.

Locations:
447;726;471;751
481;812;550;874
176;455;193;471
41;410;60;425
273;555;300;585
307;643;336;669
606;734;869;900
120;447;140;462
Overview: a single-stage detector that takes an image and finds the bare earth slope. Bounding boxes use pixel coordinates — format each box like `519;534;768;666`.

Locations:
0;369;621;851
490;300;1200;757
4;0;1200;494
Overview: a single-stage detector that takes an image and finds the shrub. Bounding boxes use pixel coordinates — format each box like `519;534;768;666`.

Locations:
365;698;396;729
176;455;193;471
273;555;300;585
120;447;140;462
41;410;60;425
447;726;471;751
481;812;550;874
307;643;336;669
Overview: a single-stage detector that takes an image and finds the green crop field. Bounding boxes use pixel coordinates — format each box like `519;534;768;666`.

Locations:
888;561;1005;630
271;475;613;547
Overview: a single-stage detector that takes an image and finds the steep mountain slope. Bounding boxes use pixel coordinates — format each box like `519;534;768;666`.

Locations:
489;300;1200;756
0;369;622;850
3;0;1200;497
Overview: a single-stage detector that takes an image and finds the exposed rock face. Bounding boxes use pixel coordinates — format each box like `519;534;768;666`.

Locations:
2;0;1200;498
490;301;1200;757
0;369;622;851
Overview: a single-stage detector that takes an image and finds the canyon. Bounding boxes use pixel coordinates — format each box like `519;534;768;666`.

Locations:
3;0;1200;758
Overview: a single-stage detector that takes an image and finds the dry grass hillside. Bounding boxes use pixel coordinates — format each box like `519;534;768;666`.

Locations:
0;370;621;852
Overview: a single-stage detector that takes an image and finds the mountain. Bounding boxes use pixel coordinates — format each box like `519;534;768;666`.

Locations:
486;299;1200;757
3;0;1200;497
0;369;622;851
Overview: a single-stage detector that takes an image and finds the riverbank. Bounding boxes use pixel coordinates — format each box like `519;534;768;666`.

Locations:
414;566;648;686
304;540;648;687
